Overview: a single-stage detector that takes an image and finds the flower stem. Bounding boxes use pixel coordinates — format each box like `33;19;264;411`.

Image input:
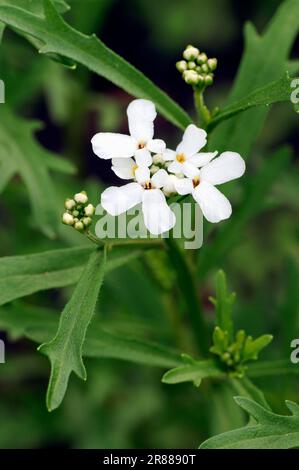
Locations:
86;231;164;249
193;88;211;129
164;234;209;355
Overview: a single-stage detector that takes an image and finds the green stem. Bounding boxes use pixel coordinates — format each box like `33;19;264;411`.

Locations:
86;230;164;249
164;234;209;355
193;88;211;129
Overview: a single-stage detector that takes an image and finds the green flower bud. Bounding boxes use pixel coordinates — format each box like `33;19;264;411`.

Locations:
188;61;197;70
201;63;209;73
84;203;95;217
207;58;217;71
150;165;159;175
152;154;165;165
183;45;199;61
183;70;199;85
65;198;76;211
204;74;214;86
74;221;84;231
196;53;207;64
176;60;187;73
74;191;88;204
72;209;79;217
195;65;202;73
82;217;92;227
62;212;74;226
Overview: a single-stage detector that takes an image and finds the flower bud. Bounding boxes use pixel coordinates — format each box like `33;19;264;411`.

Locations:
74;191;88;204
65;198;76;210
196;53;207;64
163;175;178;197
82;217;92;227
84;203;95;217
176;60;187;73
62;212;74;226
183;70;199;85
204;74;213;86
187;61;197;70
183;45;199;61
152;154;165;165
201;63;209;73
207;58;217;71
74;221;84;231
72;209;79;217
150;165;159;175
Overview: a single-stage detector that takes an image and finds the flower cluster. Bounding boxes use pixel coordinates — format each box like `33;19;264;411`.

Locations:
91;99;245;235
176;45;217;87
62;191;95;232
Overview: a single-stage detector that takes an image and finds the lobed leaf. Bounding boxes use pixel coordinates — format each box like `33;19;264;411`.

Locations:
162;360;224;387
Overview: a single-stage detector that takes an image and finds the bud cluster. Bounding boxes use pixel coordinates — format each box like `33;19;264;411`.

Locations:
62;191;95;232
176;45;217;88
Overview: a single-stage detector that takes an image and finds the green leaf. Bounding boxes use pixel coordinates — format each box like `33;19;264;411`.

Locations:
209;73;298;131
200;397;299;449
209;0;299;155
0;108;75;236
242;334;273;362
39;248;107;411
230;377;270;410
0;303;183;368
210;270;235;340
199;147;292;277
162;360;224;387
0;244;143;305
0;0;192;129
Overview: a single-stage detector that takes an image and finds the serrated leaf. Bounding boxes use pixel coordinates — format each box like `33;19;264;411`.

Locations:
200;397;299;449
0;244;144;305
162;360;224;387
0;0;192;129
209;0;299;155
209;73;298;131
39;248;107;411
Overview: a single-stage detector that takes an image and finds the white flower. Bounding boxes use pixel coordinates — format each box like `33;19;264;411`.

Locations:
162;174;180;197
91;99;166;169
101;166;176;235
174;152;246;223
163;124;215;177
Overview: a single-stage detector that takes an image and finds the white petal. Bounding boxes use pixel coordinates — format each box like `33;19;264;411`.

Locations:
151;169;168;188
135;148;152;167
142;189;176;235
91;133;136;159
147;139;166;153
112;158;135;180
182;161;200;178
168;160;183;175
199;151;246;185
162;149;176;161
176;124;207;157
101;183;143;216
174;177;193;195
127;99;156;141
135;166;150;185
163;174;179;196
188;151;218;167
192;181;232;223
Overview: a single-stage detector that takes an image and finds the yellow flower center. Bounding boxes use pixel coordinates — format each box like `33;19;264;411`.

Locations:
138;141;146;149
144;181;152;190
176;153;186;163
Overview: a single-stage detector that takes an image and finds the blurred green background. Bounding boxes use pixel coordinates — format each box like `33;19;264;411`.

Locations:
0;0;298;448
